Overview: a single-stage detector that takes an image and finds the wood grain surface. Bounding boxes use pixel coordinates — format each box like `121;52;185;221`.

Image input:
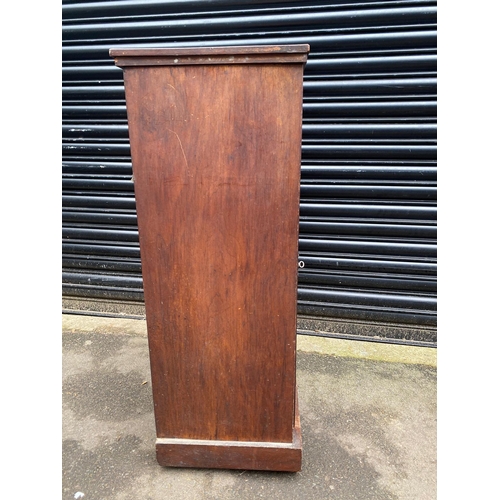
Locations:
110;44;309;66
114;45;308;469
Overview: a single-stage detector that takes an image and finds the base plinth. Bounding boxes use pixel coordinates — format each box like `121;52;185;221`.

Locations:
156;404;302;472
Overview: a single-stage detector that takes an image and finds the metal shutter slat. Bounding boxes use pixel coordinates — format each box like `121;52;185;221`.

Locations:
62;0;437;343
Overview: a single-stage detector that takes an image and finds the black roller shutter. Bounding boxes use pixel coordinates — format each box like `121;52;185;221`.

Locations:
62;0;437;342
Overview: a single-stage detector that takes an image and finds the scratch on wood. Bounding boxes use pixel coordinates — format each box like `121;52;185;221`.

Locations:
166;128;188;168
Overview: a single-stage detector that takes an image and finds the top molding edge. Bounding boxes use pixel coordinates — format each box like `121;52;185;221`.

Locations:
109;44;310;67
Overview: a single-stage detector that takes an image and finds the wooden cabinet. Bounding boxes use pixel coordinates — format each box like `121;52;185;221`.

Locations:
110;44;309;471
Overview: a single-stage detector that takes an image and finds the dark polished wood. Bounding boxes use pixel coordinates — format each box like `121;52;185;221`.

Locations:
109;44;309;66
156;398;302;472
111;44;309;471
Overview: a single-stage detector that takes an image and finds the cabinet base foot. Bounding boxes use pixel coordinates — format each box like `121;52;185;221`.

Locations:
156;406;302;472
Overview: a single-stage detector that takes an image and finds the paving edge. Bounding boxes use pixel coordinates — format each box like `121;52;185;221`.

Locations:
62;314;436;367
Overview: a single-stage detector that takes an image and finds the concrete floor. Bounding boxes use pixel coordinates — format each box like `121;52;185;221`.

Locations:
62;316;436;500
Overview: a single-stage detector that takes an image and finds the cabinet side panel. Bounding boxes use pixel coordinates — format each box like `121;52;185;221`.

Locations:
124;63;303;443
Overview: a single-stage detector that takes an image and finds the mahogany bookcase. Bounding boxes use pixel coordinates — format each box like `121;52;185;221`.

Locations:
110;44;309;471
